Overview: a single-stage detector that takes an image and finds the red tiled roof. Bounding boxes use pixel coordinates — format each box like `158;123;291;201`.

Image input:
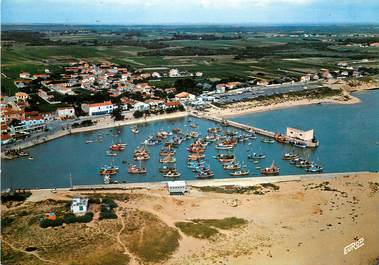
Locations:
89;101;113;108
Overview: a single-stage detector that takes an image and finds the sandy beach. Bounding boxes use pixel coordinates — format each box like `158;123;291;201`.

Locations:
208;80;378;118
2;171;378;265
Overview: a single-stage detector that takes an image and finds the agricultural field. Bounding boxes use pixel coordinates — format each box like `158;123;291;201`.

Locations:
2;24;379;95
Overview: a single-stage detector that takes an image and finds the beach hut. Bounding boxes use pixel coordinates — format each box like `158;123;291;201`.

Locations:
167;181;187;195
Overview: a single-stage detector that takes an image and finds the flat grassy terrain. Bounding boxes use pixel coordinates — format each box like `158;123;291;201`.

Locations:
175;217;248;239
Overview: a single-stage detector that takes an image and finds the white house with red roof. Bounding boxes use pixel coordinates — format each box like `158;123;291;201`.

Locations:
81;101;114;116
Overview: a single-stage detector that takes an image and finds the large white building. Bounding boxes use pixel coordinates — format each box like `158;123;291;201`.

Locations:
167;181;187;195
70;197;88;215
81;101;114;116
56;107;75;119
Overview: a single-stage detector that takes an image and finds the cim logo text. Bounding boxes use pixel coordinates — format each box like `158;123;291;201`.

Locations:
344;238;364;255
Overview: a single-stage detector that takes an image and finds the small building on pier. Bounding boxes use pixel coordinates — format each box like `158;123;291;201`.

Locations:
286;127;315;142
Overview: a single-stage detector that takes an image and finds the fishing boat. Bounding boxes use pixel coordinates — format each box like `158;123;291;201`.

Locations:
196;169;215;179
248;153;266;160
230;169;249;176
131;126;139;134
261;161;280;176
28;156;34;160
103;174;111;184
109;144;125;151
160;156;176;163
188;153;205;161
18;150;29;157
216;154;235;163
207;127;221;133
187;160;206;168
159;165;176;173
223;162;241;170
261;138;275;144
190;123;198;128
133;147;150;161
306;164;324;173
188;146;205;153
283;152;299;160
128;163;147;174
274;134;287;144
189;131;199;138
99;167;118;175
160;148;176;156
215;143;234;150
172;128;182;134
86;140;93;144
106;151;118;156
163;170;181;178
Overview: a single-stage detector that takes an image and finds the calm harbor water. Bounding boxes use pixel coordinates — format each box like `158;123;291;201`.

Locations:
2;90;378;189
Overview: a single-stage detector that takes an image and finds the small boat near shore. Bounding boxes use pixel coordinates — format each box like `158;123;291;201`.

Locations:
163;169;181;178
230;169;249;176
261;161;280;176
261;138;275;144
248;153;266;160
131;126;139;134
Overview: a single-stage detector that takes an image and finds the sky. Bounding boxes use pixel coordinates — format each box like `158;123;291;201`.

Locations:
2;0;379;25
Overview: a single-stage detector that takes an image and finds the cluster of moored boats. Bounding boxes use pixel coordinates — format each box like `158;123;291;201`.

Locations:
88;120;325;184
282;152;323;173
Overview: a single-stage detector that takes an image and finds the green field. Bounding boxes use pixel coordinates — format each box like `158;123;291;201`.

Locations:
2;25;379;95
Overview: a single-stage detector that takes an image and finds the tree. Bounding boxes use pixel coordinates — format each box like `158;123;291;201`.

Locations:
111;105;124;121
133;110;143;119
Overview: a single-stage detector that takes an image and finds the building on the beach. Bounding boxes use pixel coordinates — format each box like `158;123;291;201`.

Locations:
286;127;315;142
70;196;88;215
10;115;46;134
167;181;187;195
81;101;114;116
56;107;76;119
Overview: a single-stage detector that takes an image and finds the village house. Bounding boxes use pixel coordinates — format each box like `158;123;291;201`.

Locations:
151;72;161;78
56;107;76;119
19;72;31;79
165;101;182;110
133;101;150;111
145;99;166;111
81;101;114;116
167;181;187;195
215;83;226;93
175;92;196;102
10;115;46;134
300;74;312;82
15;79;33;88
70;196;88;215
15;92;29;102
169;68;180;77
32;73;50;80
226;82;241;89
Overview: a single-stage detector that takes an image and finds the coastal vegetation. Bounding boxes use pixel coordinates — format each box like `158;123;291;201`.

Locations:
175;217;248;239
198;184;280;194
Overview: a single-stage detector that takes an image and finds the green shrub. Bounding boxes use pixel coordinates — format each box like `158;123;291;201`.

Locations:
39;218;63;228
63;212;93;224
99;211;117;220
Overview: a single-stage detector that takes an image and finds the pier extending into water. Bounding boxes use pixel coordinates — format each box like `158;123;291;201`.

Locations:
191;112;319;148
